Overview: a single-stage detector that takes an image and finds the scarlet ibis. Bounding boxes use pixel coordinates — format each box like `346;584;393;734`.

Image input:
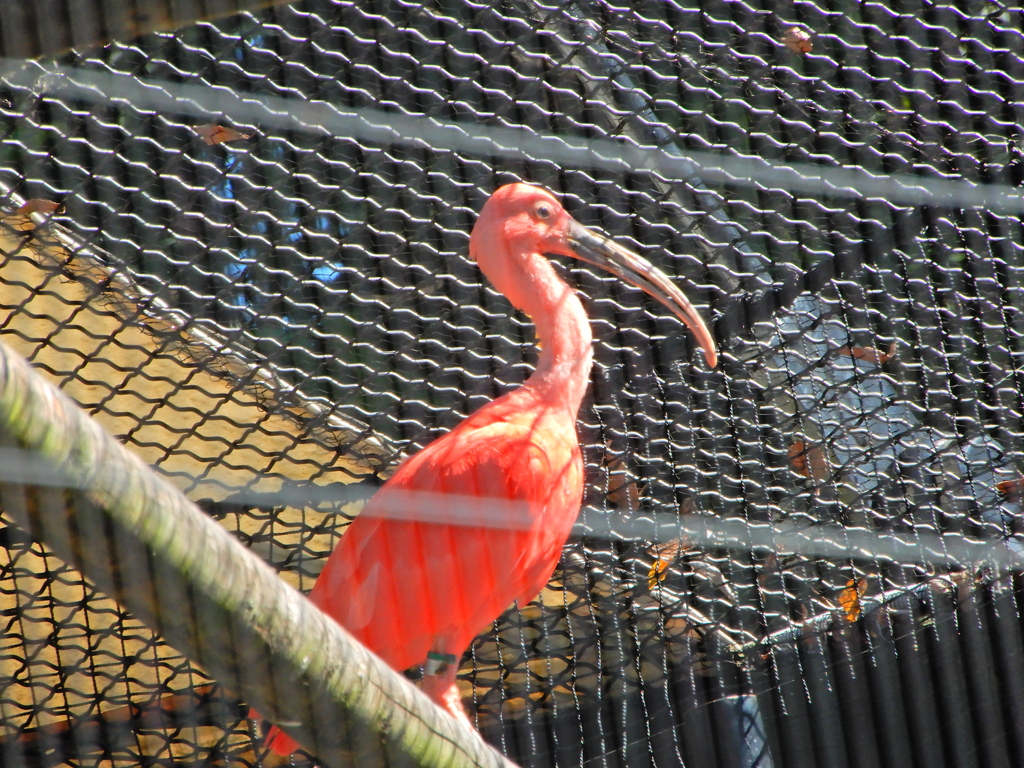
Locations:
266;183;716;753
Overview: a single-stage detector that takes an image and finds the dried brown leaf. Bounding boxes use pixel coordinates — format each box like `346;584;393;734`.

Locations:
997;476;1024;504
647;557;670;590
603;451;641;509
836;341;897;366
782;27;813;54
195;124;252;145
788;440;829;482
837;577;868;622
17;199;63;216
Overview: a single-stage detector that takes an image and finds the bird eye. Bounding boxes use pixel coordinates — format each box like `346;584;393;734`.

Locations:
536;205;550;219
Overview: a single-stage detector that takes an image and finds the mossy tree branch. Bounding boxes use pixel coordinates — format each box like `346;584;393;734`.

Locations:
0;339;515;768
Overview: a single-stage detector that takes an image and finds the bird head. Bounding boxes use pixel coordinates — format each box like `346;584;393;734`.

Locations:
475;183;576;259
471;183;717;368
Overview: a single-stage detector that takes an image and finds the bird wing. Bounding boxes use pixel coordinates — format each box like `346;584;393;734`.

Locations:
306;416;581;672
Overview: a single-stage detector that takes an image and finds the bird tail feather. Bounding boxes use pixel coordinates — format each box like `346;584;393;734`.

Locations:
265;724;299;756
247;708;300;757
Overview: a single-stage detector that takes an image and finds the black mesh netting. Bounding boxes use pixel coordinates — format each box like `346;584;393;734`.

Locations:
1;1;1024;766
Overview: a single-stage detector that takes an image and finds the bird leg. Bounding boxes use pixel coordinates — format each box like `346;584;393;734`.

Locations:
421;647;472;727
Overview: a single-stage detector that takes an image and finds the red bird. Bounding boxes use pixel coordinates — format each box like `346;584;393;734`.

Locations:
266;183;716;753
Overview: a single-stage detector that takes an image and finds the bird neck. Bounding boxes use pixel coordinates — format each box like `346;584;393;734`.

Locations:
517;258;594;415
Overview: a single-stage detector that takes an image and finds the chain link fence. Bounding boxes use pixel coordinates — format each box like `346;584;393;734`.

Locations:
1;1;1023;766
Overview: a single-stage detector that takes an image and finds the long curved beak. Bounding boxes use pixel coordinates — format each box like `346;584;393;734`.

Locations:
564;221;717;368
